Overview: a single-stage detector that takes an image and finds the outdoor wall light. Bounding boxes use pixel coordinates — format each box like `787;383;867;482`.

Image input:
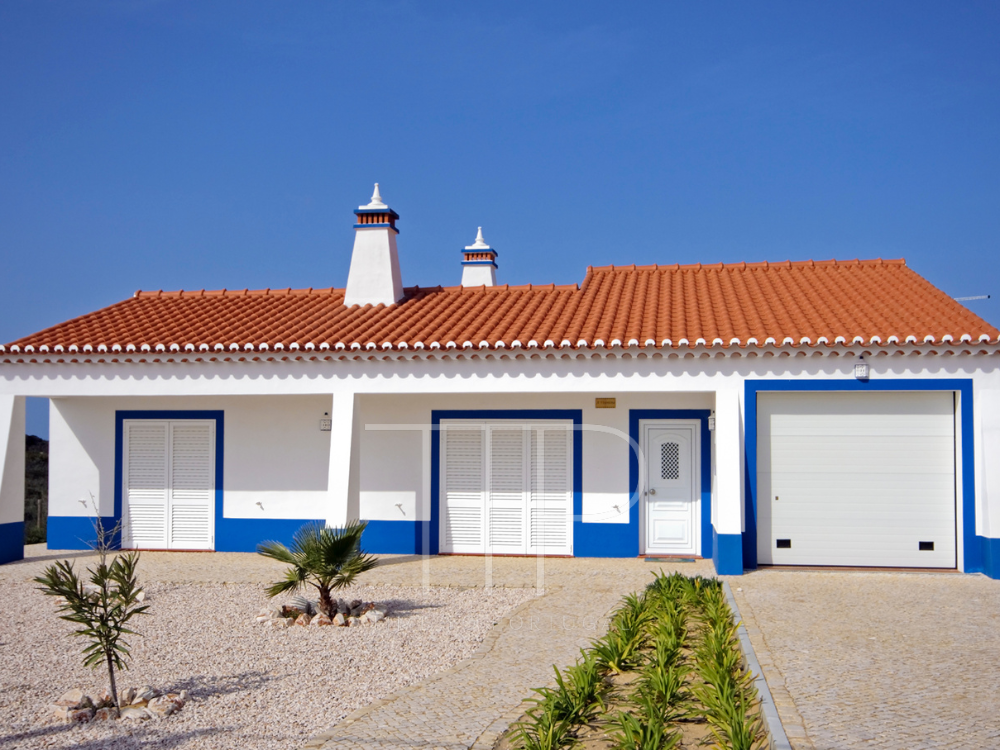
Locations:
854;361;870;381
708;415;716;431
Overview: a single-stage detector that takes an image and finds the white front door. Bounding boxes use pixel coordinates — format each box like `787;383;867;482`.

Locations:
123;419;216;551
642;422;699;555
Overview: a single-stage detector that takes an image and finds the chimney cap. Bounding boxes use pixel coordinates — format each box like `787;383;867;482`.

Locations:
464;227;493;251
359;183;388;210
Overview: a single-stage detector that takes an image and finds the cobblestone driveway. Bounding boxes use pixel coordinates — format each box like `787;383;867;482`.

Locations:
732;569;1000;750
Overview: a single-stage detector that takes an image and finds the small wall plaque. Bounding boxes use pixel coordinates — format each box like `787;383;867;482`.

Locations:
595;398;616;409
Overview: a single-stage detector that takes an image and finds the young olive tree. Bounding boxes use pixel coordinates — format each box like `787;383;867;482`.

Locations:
34;514;148;710
258;520;378;618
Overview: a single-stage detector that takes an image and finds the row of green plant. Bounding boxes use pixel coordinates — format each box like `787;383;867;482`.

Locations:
512;572;767;750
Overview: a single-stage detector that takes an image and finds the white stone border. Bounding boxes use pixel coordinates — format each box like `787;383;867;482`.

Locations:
722;580;792;750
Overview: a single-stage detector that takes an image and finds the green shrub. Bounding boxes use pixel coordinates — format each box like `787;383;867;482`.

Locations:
34;517;148;710
512;699;574;750
530;650;606;726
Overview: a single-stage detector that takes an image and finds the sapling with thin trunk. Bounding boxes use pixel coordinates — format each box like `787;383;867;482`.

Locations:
34;509;148;710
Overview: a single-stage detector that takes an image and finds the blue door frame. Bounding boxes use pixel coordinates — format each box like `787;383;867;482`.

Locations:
49;410;323;552
743;379;996;577
628;410;713;561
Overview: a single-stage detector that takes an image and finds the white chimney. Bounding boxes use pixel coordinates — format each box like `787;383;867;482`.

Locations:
460;227;498;287
344;184;404;306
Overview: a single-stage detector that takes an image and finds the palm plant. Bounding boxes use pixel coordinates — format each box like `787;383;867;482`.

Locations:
257;520;378;618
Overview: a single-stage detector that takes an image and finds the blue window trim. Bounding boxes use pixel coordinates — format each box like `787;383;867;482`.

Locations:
628;410;713;560
429;410;583;556
743;379;978;573
114;411;225;547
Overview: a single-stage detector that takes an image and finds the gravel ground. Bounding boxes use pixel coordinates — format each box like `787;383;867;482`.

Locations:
0;580;532;750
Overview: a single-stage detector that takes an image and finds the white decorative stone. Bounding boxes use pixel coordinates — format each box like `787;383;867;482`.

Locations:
332;613;346;627
146;696;177;718
120;687;136;706
119;706;150;721
54;688;92;709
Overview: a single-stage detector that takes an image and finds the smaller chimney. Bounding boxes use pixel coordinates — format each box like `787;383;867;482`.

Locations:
460;227;498;287
344;183;403;307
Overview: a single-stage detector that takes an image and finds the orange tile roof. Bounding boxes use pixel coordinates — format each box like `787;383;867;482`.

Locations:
3;259;997;355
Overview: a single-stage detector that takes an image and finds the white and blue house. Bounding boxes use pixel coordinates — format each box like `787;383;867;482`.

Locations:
1;185;998;578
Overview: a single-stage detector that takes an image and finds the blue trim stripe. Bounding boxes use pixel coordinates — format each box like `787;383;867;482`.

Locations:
743;379;977;573
629;410;713;562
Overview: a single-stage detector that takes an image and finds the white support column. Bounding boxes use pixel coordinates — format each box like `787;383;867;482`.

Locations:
326;392;360;528
714;389;744;535
979;389;1000;539
713;389;744;573
0;395;25;563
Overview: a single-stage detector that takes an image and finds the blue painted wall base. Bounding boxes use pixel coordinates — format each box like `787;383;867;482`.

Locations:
47;516;118;550
712;527;743;575
216;518;322;552
0;521;24;564
975;535;1000;580
362;520;425;554
575;522;638;558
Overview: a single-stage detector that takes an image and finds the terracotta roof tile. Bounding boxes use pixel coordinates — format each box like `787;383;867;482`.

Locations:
4;259;997;355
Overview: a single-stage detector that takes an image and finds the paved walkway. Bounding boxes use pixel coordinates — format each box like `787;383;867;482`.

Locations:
731;569;1000;750
303;555;713;750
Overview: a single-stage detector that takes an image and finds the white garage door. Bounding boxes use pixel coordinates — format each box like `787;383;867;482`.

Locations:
757;392;956;568
440;421;573;556
123;420;216;551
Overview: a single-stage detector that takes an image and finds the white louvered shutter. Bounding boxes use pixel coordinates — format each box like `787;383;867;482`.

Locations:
168;422;214;550
441;426;485;553
123;422;169;549
488;427;527;554
528;426;572;555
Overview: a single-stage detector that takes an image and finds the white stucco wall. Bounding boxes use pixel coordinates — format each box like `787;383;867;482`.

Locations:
356;391;714;527
0;396;25;526
49;395;334;522
6;346;999;548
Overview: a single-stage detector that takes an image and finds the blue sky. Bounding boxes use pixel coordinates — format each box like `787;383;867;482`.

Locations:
3;1;999;437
